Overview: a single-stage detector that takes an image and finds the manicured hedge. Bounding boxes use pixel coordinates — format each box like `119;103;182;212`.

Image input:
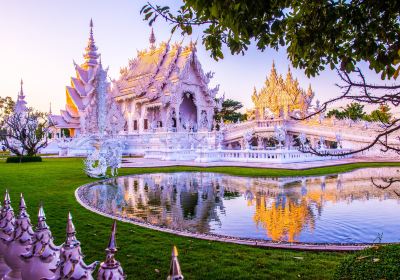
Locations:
334;245;400;279
6;156;42;163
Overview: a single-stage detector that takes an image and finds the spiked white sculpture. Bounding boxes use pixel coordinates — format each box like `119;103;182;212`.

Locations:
21;204;60;280
3;194;34;280
45;212;98;280
97;220;126;280
0;190;14;276
84;139;124;179
167;246;184;280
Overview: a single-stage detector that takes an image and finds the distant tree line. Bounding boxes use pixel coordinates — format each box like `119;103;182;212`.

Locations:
327;103;392;123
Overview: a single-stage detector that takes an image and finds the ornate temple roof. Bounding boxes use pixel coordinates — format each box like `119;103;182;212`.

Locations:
113;31;217;105
252;62;314;118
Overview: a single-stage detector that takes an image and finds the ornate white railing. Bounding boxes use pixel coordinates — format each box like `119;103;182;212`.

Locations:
145;147;352;163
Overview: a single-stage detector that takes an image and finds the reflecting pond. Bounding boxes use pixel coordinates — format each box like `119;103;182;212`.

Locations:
79;167;400;243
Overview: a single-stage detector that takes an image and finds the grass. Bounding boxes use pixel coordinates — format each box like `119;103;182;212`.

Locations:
1;158;399;279
334;245;400;279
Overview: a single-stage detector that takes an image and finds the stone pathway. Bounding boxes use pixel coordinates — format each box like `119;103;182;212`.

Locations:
121;157;400;170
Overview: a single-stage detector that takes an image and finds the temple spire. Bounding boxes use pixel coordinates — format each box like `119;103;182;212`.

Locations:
83;18;99;67
20;79;24;97
15;79;28;114
149;28;156;50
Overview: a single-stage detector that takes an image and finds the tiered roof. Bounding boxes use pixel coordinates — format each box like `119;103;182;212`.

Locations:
50;19;99;129
113;33;218;106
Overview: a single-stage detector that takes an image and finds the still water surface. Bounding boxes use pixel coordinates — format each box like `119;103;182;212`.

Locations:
81;167;400;243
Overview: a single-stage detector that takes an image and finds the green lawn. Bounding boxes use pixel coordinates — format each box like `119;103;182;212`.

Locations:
1;158;399;279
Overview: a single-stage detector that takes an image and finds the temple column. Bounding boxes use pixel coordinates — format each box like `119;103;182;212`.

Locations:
128;100;135;133
127;112;133;134
138;103;145;133
196;106;202;131
175;105;181;132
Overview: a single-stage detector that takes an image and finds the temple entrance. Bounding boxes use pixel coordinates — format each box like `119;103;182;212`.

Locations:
179;92;197;131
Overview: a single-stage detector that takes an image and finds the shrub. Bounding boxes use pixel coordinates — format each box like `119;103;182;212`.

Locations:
6;156;42;163
334;245;400;279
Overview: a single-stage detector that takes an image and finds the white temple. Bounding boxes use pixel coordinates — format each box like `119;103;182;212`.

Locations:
49;22;219;139
43;20;400;162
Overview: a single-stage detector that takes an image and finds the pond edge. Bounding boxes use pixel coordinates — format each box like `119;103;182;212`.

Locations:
75;176;381;252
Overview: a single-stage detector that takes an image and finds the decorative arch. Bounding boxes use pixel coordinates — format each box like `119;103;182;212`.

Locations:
179;91;197;131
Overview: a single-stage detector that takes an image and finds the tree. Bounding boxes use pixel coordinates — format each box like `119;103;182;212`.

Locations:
0;111;49;156
142;1;400;156
214;99;247;123
327;103;366;121
367;104;392;123
141;1;400;78
0;96;15;123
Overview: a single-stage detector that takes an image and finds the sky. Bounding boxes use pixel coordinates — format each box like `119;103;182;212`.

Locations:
0;0;389;114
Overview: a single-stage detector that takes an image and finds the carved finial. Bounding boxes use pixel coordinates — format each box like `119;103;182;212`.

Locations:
50;212;97;279
89;18;94;40
167;246;184;280
108;220;117;252
97;220;126;279
37;202;49;230
65;212;79;247
19;193;26;211
49;102;52;115
149;28;156;49
4;189;11;207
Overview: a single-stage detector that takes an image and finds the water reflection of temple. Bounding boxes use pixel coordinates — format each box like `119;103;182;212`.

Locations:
85;168;400;242
116;173;227;233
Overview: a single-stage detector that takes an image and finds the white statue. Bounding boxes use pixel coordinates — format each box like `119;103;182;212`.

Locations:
243;131;253;150
274;125;286;148
200;110;208;130
104;144;123;177
319;136;326;150
299;133;307;147
216;132;224;150
336;133;342;149
84;139;123;178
